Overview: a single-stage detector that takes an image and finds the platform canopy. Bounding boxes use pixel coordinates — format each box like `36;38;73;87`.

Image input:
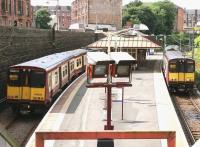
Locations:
87;30;161;49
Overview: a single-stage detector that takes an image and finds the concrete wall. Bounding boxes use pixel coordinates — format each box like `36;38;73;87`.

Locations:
0;26;104;99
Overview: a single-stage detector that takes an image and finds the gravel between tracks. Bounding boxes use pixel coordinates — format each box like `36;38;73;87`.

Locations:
0;107;43;147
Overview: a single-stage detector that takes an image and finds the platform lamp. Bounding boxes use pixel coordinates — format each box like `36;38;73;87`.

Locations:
109;52;136;83
86;52;114;84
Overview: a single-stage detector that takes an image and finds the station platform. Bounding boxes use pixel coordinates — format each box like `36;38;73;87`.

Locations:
26;53;189;147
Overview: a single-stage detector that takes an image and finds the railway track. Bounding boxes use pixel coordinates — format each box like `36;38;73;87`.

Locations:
172;92;200;145
5;112;43;147
0;73;86;147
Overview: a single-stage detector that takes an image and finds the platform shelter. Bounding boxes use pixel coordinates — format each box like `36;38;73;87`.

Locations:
87;30;161;67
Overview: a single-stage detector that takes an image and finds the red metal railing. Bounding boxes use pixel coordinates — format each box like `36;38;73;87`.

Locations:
36;131;176;147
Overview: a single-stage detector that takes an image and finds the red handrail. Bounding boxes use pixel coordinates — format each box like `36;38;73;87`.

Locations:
36;131;176;147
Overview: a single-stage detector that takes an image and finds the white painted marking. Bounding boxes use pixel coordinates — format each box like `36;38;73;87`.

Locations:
154;66;189;147
26;73;85;147
45;114;65;147
78;89;92;147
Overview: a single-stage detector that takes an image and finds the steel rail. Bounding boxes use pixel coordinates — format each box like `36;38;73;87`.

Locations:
172;95;196;145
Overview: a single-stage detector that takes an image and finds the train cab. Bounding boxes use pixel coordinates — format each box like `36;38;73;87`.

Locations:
7;67;46;111
163;47;195;92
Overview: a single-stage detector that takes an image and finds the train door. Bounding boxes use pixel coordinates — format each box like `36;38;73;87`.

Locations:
185;60;195;82
178;60;185;82
168;60;178;82
30;70;45;101
21;69;31;100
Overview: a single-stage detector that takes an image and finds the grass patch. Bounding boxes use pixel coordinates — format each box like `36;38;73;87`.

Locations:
187;48;200;90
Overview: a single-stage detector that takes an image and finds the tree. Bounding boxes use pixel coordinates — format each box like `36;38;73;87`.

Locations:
123;0;177;35
150;0;176;35
35;8;52;29
195;36;200;48
122;1;156;34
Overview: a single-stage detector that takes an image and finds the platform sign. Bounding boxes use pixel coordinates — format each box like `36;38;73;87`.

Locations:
109;52;136;83
86;52;114;83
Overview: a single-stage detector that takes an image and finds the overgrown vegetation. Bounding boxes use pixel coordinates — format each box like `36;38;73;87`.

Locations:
123;0;176;35
187;48;200;90
35;8;52;29
192;37;200;90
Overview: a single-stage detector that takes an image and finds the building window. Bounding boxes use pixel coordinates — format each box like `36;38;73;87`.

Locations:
14;0;16;15
18;0;23;16
8;0;11;15
26;1;30;16
1;0;7;13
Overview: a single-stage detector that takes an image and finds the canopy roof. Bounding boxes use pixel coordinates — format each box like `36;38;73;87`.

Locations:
87;35;161;49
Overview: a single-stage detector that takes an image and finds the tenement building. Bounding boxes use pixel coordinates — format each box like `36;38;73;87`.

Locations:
71;0;122;30
184;9;200;28
0;0;32;27
48;6;71;30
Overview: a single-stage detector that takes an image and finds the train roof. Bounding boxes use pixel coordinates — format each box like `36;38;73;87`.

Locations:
11;49;87;71
109;52;136;64
165;45;179;51
164;50;192;60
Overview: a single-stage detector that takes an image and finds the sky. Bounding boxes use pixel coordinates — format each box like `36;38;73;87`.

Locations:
31;0;200;9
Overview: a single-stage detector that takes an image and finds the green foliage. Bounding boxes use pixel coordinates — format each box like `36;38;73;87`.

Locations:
150;0;176;35
123;0;176;35
187;48;200;90
195;71;200;90
35;8;52;29
166;32;190;48
194;36;200;48
123;1;156;34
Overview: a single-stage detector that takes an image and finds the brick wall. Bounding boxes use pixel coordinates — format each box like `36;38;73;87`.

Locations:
0;26;104;100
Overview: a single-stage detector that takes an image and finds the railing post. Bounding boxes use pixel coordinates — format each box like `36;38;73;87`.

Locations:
167;132;176;147
36;133;44;147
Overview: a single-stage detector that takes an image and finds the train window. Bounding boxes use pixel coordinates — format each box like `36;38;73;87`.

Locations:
187;62;195;73
55;71;58;84
8;69;20;86
48;74;52;91
179;62;185;72
77;60;79;67
65;65;68;75
71;62;74;71
169;62;177;72
63;70;65;77
30;71;45;88
20;70;30;87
